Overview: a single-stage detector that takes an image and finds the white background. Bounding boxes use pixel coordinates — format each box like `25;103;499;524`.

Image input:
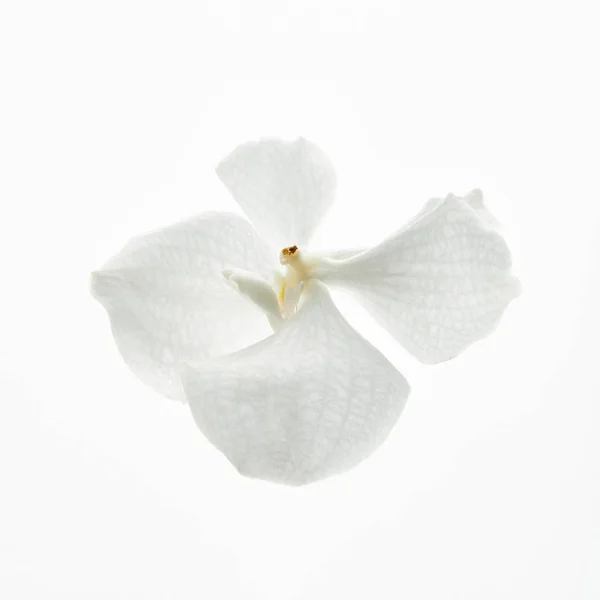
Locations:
1;1;599;598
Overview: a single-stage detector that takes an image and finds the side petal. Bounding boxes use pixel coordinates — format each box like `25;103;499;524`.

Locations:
464;188;500;228
91;212;279;402
312;247;367;261
318;193;520;363
216;137;337;248
407;188;500;230
181;281;409;485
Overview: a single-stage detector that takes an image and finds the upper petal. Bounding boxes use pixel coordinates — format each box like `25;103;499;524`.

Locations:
181;281;409;485
91;212;279;402
318;192;520;363
216;137;337;248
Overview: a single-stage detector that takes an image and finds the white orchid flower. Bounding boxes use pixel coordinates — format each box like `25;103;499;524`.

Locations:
91;137;520;485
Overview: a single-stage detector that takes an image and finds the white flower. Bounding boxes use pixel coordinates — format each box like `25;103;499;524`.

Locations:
91;137;520;485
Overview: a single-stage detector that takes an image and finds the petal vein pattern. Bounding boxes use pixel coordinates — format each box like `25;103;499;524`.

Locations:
216;137;337;248
91;212;278;402
319;194;520;363
181;281;410;485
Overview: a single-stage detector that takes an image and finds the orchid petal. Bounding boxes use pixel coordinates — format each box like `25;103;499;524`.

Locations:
319;193;520;363
315;247;367;261
181;281;409;485
463;188;500;227
91;212;279;401
216;137;337;248
410;189;500;229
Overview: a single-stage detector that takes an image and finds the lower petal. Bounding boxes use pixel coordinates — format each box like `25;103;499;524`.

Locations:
181;281;410;485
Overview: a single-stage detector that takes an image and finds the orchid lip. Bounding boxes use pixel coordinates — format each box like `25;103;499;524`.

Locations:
224;245;326;323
